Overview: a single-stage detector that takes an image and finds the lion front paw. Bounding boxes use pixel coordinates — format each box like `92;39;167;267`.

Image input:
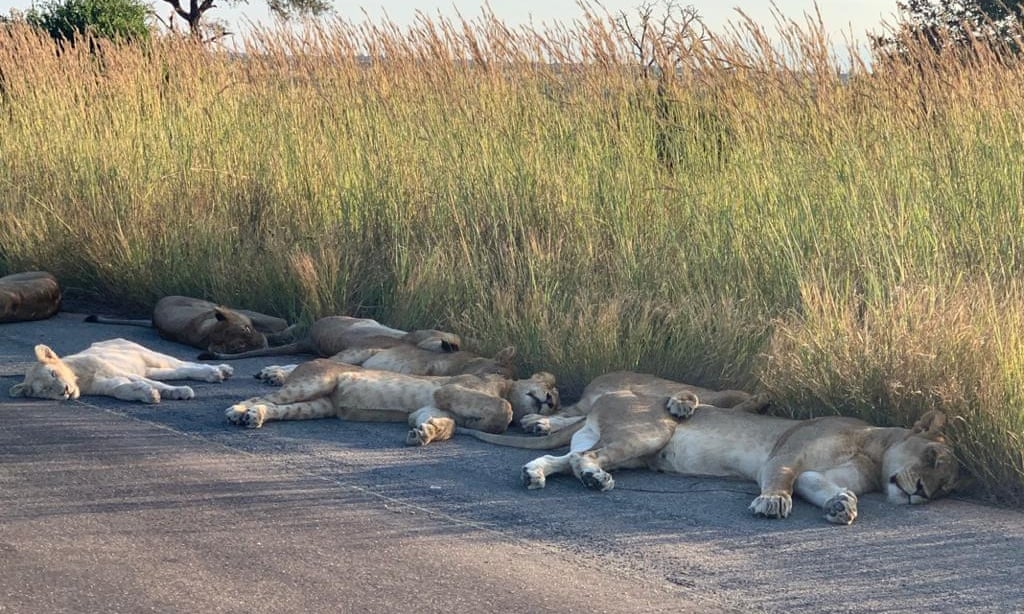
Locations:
666;392;699;420
225;404;266;428
580;468;615;492
521;465;546;490
749;492;793;519
255;366;288;386
824;491;858;525
202;365;233;383
162;386;195;401
519;413;551;435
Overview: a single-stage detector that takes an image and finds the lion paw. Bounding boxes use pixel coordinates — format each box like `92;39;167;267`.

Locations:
824;491;858;525
521;465;546;490
519;413;551;435
225;404;265;428
162;386;195;401
666;393;699;420
405;425;433;446
202;365;233;383
255;366;288;386
142;388;161;404
580;468;615;492
749;492;792;519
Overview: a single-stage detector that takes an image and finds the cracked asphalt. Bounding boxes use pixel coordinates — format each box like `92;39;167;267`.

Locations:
1;313;1022;613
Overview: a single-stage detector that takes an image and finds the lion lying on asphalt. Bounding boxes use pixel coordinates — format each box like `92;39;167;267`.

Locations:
9;339;234;403
86;296;295;355
198;315;515;381
465;372;960;525
0;272;61;323
225;358;557;446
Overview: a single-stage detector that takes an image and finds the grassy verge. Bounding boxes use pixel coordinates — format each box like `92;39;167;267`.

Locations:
1;10;1023;504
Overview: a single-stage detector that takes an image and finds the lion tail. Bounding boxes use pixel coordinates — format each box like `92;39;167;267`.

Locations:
197;340;314;361
456;421;584;450
84;314;152;327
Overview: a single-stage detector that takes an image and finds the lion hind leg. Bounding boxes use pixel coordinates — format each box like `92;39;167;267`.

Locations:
146;363;233;383
406;406;456;446
522;453;572;490
569;450;615;492
434;385;512;434
97;376;164;404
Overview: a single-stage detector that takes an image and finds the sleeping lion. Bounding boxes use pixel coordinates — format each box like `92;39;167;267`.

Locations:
225;358;558;446
465;372;960;525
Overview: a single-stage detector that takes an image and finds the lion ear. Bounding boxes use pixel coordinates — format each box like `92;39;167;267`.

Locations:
531;372;556;386
925;443;955;467
34;344;60;364
213;308;228;322
912;410;947;437
440;339;460;353
494;346;516;363
9;382;27;397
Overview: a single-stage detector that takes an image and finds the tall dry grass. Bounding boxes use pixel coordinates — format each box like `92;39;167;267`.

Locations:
1;7;1023;503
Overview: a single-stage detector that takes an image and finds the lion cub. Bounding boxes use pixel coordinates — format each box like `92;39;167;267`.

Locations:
9;339;234;404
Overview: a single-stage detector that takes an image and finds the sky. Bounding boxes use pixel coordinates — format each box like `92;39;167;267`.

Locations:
0;0;902;45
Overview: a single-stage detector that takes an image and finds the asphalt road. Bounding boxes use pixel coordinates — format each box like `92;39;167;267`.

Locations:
1;313;1023;613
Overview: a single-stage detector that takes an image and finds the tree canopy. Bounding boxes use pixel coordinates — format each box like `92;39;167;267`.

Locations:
26;0;151;42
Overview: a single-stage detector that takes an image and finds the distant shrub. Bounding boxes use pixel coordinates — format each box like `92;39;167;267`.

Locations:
26;0;150;43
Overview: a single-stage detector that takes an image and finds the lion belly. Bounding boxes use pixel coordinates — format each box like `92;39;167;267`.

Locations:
76;339;172;373
649;410;792;481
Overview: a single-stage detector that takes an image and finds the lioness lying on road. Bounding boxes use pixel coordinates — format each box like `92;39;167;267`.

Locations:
225;358;558;446
0;272;61;323
198;315;515;381
86;296;295;356
9;339;234;403
466;372;960;525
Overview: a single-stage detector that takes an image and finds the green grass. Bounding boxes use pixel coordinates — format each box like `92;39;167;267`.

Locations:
1;13;1023;504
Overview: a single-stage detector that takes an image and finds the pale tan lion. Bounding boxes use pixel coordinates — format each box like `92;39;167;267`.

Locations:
9;339;234;404
86;296;295;355
467;372;960;525
0;271;61;323
225;358;558;446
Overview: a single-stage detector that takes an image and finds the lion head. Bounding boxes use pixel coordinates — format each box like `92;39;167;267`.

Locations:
883;410;960;505
205;308;269;355
9;344;80;401
507;372;560;422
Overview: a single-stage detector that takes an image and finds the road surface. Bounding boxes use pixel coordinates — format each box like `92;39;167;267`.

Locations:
1;313;1022;613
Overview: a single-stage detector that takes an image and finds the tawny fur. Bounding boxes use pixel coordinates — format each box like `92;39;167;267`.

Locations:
225;359;557;446
86;296;295;355
0;272;61;323
468;372;961;525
